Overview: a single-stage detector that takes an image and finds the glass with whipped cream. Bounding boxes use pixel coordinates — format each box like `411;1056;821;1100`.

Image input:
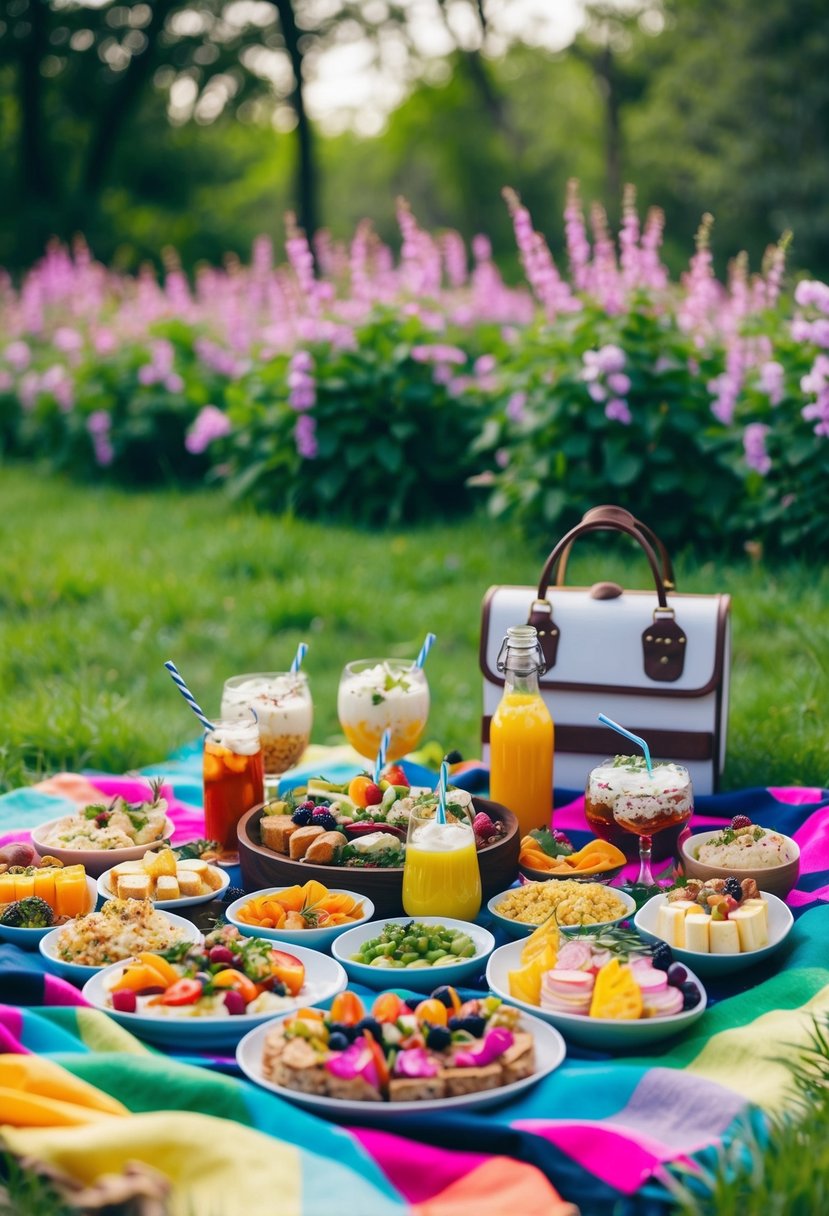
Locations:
402;813;481;921
203;716;264;864
585;756;693;886
221;672;312;793
337;658;429;762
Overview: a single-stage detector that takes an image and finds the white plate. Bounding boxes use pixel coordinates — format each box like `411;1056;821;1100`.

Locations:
487;887;637;940
236;1007;566;1116
31;817;176;878
225;888;374;951
331;917;495;992
97;863;229;910
486;938;707;1048
0;876;99;948
82;941;348;1048
39;908;202;985
634;891;794;977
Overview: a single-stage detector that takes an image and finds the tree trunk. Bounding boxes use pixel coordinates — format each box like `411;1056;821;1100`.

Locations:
275;0;318;238
18;0;51;204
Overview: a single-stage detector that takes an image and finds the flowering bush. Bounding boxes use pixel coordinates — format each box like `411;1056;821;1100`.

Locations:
1;191;828;550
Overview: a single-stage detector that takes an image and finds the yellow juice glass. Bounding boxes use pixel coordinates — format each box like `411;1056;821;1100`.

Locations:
402;815;482;922
489;692;554;838
55;867;90;918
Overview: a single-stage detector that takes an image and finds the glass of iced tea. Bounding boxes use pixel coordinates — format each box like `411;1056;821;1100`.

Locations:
586;756;693;886
203;716;264;864
337;658;429;763
221;672;312;797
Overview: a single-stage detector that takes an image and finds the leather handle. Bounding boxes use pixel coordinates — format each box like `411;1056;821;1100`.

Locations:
538;518;669;606
555;505;676;591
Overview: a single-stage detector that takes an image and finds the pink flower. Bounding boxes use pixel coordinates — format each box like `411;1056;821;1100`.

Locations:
86;410;114;467
605;398;632;424
185;405;231;454
506;391;526;421
4;340;30;370
411;344;466;365
295;412;318;459
588;382;607;403
596;344;626;374
54;327;83;355
759;361;784;405
495;448;510;468
475;354;497;377
743;422;771;474
607;372;631;395
0;370;12;392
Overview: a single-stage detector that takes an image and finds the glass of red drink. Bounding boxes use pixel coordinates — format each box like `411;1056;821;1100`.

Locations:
203;716;264;864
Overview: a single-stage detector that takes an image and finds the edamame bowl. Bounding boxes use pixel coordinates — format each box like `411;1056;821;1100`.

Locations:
332;916;496;993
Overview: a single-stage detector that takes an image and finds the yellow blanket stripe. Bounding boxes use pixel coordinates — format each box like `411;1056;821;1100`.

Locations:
0;1055;127;1118
685;981;829;1112
2;1111;303;1216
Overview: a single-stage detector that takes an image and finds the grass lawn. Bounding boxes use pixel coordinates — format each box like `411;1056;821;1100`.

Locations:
0;465;827;795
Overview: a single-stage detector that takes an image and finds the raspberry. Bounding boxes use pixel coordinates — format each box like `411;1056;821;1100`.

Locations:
472;812;496;841
553;829;574;850
730;815;752;830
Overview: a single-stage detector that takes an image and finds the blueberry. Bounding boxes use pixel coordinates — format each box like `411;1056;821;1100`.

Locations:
652;942;673;971
426;1025;452;1051
328;1032;349;1051
326;1021;356;1043
680;982;700;1009
356;1016;383;1041
431;985;459;1009
667;963;688;987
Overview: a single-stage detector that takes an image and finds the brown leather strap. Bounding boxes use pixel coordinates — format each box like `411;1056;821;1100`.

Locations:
556;505;676;591
537;517;668;606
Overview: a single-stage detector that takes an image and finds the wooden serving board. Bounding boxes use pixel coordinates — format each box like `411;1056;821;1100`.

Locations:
237;799;520;918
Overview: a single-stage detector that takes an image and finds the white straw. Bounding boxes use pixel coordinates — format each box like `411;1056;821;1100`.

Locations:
414;632;436;669
163;661;213;732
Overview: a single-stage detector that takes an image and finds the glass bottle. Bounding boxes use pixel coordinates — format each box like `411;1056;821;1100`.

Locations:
489;625;554;836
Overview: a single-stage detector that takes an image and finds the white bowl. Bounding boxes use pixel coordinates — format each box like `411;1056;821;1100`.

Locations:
486;887;637;940
633;891;794;977
486;938;707;1049
225;888;374;951
237;1005;566;1116
97;864;229;910
31;817;175;878
82;942;348;1049
0;876;99;948
331;916;495;992
39;908;201;985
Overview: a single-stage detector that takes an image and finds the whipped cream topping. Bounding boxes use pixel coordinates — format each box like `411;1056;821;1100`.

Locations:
587;758;692;822
408;819;475;853
221;674;312;737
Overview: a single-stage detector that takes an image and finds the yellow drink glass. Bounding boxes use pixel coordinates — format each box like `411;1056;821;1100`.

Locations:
402;814;482;922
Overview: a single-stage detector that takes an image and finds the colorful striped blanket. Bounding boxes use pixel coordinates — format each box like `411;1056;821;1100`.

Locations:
1;757;828;1216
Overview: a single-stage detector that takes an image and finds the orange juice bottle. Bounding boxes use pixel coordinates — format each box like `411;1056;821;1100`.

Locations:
489;625;554;837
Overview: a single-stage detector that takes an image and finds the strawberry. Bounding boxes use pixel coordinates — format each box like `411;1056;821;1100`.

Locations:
364;782;383;806
730;815;752;830
382;764;409;788
472;812;497;842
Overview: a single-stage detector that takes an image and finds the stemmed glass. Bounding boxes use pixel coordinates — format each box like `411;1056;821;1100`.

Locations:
586;757;694;886
221;671;312;799
337;658;429;764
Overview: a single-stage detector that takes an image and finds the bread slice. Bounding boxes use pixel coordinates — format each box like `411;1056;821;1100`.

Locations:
289;825;325;860
117;873;151;900
440;1063;503;1096
155;875;180;901
202;865;224;891
177;871;203;898
326;1072;383;1102
273;1037;329;1096
260;815;298;855
388;1075;446;1103
500;1031;535;1084
303;831;347;865
177;859;208;875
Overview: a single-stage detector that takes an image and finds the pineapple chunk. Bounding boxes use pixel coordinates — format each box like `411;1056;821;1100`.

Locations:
142;847;177;879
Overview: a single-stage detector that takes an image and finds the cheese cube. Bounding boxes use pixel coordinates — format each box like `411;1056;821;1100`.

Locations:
730;906;768;952
155;876;180;901
657;904;687;948
684;914;710;953
709;918;740;954
741;898;768;932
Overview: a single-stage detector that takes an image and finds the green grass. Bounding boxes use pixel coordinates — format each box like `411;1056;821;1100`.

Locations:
0;466;827;794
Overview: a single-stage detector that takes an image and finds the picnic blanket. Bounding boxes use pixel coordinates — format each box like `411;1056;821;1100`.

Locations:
2;757;829;1216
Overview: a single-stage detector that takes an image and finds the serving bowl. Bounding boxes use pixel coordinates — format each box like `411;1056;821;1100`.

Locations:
0;876;99;948
225;887;375;951
97;863;229;910
31;817;176;878
486;938;707;1049
680;828;800;900
331;916;495;992
39;908;201;985
634;890;794;977
486;886;636;940
82;942;348;1048
518;862;626;885
237;797;520;919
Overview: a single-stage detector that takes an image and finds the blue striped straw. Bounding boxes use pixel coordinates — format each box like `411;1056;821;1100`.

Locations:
163;661;213;732
290;642;308;675
436;760;448;824
373;727;391;784
598;713;653;776
414;632;436;669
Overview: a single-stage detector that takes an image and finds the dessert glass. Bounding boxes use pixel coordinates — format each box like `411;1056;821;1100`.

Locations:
337;659;429;763
203;716;264;864
402;812;482;922
221;672;312;796
585;757;693;886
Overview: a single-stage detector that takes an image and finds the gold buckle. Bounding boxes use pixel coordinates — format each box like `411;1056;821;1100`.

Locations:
531;598;552;614
653;607;675;620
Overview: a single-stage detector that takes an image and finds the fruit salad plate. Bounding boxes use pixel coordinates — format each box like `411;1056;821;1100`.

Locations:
486;938;707;1049
634;890;794;977
236;1006;566;1118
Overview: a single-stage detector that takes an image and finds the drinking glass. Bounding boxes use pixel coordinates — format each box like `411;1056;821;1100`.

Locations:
402;812;482;921
221;672;312;798
586;757;693;886
203;716;265;864
337;658;429;763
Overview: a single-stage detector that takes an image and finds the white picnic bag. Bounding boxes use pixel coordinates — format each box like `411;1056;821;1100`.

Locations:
479;506;731;794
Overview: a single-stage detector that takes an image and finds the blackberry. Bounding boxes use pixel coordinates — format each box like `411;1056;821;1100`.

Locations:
723;877;743;900
666;963;688;988
356;1016;383;1041
327;1032;350;1052
223;886;246;905
426;1025;452;1051
652;942;673;971
680;981;700;1010
311;809;338;832
291;808;314;826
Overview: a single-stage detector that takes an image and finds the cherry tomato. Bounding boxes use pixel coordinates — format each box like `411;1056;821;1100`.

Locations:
161;978;203;1006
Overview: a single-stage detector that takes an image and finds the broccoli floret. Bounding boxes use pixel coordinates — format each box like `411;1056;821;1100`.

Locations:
0;896;55;928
